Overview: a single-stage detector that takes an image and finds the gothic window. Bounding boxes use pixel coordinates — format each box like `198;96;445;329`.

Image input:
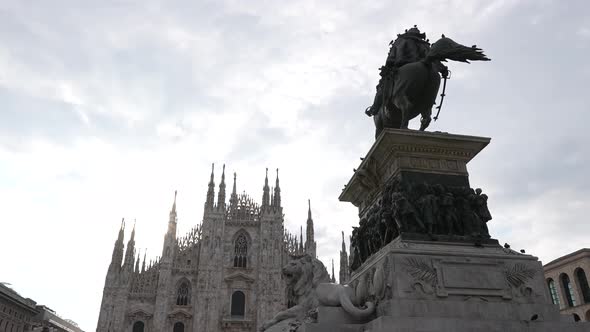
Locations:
575;268;590;304
230;291;246;317
132;321;145;332
233;234;248;268
547;278;561;306
173;322;185;332
561;273;577;307
176;281;190;306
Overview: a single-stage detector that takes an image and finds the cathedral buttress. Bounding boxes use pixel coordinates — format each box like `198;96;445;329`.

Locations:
153;191;180;329
196;166;227;332
97;219;126;332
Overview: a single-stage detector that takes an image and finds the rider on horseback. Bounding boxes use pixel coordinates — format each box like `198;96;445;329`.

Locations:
365;26;488;137
387;25;431;68
365;26;435;118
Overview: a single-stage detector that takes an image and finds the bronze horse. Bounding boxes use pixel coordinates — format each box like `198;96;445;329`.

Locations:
366;36;490;138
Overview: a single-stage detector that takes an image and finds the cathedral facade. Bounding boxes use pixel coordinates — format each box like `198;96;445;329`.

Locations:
96;165;317;332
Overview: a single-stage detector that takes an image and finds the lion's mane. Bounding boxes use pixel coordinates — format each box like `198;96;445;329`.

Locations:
260;255;330;331
289;255;330;299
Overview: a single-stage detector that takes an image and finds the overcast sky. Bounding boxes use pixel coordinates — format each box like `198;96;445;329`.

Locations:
1;0;589;330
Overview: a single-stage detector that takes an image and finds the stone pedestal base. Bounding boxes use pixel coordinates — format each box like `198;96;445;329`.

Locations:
301;239;590;331
301;318;588;332
315;129;590;331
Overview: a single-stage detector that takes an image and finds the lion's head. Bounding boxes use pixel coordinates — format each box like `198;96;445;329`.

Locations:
282;255;331;300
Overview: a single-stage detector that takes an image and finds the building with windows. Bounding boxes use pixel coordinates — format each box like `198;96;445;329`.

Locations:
0;284;84;332
544;248;590;322
30;305;84;332
96;166;318;332
0;283;37;332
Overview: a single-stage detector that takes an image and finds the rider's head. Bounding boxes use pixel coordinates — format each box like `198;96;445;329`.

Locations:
405;25;427;41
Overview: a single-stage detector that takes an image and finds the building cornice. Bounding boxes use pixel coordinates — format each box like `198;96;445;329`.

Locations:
543;248;590;272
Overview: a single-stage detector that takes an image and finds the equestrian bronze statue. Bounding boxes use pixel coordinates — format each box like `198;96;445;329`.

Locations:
365;26;490;138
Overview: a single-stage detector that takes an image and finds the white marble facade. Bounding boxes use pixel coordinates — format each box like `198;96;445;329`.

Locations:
96;166;317;332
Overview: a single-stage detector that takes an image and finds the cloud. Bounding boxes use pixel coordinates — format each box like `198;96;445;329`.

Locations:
1;1;589;330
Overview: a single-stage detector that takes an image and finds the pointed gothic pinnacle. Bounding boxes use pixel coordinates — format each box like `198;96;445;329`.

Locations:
276;168;279;185
172;190;177;212
308;199;312;220
300;226;303;248
118;218;125;241
232;172;237;193
221;164;226;182
130;219;136;240
265;168;269;184
331;259;336;283
210;163;215;182
135;251;140;271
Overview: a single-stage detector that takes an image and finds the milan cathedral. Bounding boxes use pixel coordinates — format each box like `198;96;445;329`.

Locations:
96;165;318;332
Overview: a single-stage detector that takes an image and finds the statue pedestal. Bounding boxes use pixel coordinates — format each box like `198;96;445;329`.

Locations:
302;238;587;331
341;129;504;272
339;128;490;214
304;129;590;331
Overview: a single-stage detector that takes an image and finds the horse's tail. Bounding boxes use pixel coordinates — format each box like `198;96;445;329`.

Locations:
426;36;490;63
